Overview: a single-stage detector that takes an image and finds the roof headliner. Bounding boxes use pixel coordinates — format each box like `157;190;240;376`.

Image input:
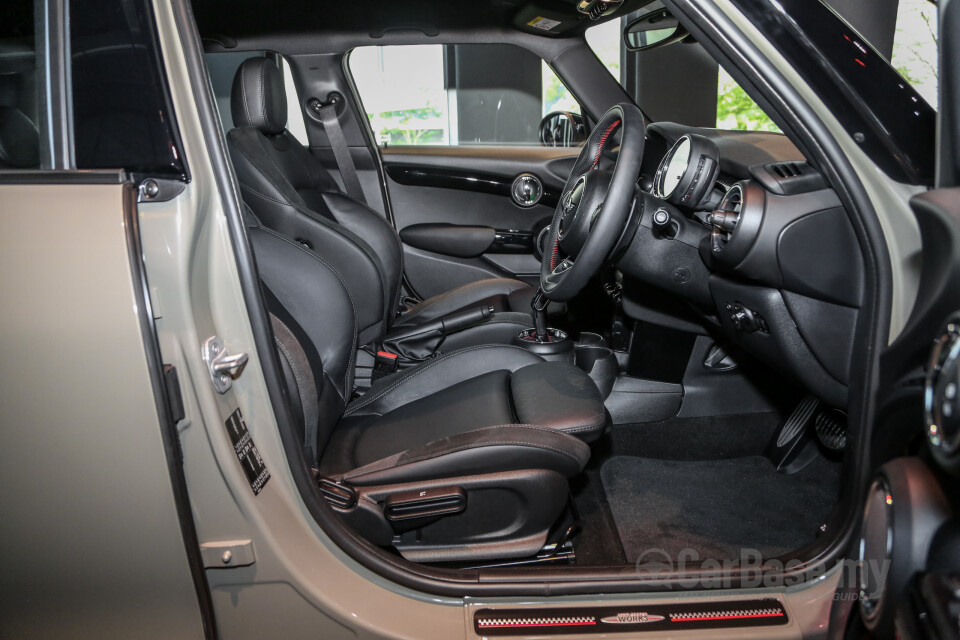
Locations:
192;0;650;47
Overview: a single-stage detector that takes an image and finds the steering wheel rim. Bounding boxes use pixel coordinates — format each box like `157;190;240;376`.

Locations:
540;103;646;301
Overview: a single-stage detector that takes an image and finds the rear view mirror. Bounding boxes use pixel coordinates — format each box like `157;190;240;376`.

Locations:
539;111;586;147
623;9;688;51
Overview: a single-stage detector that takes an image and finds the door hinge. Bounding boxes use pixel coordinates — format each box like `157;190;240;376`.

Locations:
199;539;255;568
201;336;248;394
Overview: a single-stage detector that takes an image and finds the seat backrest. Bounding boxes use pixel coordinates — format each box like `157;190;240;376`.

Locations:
226;57;403;345
244;208;356;461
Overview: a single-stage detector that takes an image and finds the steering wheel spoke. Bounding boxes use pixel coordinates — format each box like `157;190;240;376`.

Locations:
554;257;574;275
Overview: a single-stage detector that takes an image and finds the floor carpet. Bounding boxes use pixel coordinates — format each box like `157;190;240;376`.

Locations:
600;454;841;563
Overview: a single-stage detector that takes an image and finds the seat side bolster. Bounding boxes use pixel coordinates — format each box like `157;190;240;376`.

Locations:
340;424;590;486
344;344;543;418
321;192;404;320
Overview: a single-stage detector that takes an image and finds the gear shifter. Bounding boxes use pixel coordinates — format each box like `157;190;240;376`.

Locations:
532;290;549;342
513;291;573;360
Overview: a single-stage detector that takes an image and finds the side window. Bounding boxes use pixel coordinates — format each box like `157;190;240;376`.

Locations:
0;1;43;170
585;17;780;132
69;0;187;178
891;0;938;109
349;44;581;146
716;67;780;132
279;57;309;146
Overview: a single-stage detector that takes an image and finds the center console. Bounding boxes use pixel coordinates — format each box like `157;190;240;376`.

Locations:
511;293;619;398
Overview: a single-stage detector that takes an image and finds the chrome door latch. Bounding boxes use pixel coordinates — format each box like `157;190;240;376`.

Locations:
202;336;248;393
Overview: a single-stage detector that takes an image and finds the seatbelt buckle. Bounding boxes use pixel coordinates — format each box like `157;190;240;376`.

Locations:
372;350;400;381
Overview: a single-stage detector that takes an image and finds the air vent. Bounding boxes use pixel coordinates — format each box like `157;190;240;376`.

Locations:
749;161;826;195
707;184;743;256
771;162;802;178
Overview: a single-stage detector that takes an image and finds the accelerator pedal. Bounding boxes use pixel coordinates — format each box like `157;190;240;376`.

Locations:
766;394;821;473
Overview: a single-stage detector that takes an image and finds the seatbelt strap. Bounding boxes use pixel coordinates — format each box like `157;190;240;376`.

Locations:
317;101;366;205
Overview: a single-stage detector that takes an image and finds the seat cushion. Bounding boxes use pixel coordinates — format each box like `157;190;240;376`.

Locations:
322;371;517;474
320;353;607;477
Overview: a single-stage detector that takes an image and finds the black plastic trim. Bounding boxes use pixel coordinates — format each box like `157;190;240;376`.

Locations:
385;164;561;208
731;0;935;185
120;181;217;638
69;0;190;181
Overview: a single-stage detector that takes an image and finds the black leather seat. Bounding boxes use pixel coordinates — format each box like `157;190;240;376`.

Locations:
246;207;606;562
226;57;538;357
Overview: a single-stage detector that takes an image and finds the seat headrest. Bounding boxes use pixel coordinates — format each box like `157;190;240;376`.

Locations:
0;106;39;169
231;57;287;136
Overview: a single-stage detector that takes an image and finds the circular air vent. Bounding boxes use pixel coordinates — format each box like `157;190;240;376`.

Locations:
704;181;764;268
707;183;742;255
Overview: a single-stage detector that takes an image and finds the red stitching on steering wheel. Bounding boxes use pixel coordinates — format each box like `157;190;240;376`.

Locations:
551;119;621;273
591;119;621;170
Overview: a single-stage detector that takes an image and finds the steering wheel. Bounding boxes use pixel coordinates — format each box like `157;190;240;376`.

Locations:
540;103;645;301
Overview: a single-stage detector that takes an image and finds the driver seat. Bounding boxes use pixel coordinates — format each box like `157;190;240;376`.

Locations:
226;57;539;358
244;206;606;561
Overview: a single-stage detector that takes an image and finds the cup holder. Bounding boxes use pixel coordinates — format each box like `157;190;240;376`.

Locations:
577;332;606;347
575;344;619;398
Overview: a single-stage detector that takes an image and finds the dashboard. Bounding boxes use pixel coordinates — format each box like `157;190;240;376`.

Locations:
615;122;864;408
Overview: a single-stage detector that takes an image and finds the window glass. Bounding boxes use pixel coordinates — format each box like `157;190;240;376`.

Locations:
716;67;780;132
891;0;938;109
280;57;309;146
0;1;43;169
70;0;187;179
586;17;780;132
585;18;621;82
349;44;581;146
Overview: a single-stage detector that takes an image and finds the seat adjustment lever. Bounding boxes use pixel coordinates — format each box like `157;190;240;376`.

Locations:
384;486;466;530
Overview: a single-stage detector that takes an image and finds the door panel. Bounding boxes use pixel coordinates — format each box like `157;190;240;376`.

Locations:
0;179;205;638
383;145;579;296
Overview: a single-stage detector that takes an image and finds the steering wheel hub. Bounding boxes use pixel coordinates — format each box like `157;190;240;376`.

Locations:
558;170;611;258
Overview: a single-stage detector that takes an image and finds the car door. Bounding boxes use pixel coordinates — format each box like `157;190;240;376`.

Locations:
0;0;210;636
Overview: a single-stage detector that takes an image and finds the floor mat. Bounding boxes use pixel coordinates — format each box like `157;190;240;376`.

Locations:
600;455;840;563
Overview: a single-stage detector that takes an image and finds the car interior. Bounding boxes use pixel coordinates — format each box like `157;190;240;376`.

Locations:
185;0;873;572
